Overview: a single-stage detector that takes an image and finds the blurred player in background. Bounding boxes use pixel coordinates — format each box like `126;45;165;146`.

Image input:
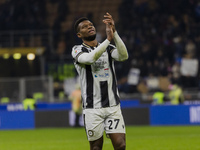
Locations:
72;12;128;150
168;84;184;105
68;84;82;127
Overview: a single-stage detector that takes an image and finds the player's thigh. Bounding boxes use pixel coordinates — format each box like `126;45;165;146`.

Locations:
83;109;104;141
109;133;126;150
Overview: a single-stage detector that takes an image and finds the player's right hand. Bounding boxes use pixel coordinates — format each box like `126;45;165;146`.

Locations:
106;23;114;41
103;13;114;41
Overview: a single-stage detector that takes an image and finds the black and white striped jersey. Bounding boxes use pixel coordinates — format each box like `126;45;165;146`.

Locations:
72;42;120;109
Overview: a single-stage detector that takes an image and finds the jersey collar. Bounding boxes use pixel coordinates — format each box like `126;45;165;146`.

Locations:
82;42;100;49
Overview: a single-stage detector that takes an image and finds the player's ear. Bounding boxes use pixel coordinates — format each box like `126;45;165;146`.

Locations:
77;33;81;38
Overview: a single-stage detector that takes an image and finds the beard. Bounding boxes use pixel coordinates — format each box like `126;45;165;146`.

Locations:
83;34;96;41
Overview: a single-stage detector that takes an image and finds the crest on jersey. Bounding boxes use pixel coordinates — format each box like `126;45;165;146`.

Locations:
74;46;78;53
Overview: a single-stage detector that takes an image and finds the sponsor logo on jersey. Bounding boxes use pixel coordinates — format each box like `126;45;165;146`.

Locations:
95;73;109;78
104;73;109;77
93;60;107;72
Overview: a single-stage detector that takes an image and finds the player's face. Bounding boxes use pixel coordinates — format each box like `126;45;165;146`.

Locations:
77;20;96;41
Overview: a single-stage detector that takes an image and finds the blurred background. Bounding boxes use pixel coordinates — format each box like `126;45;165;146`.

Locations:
0;0;200;105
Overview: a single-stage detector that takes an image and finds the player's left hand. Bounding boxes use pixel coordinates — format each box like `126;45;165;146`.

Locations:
103;12;116;33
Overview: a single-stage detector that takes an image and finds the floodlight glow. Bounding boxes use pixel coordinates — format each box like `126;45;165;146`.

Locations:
27;53;35;60
13;53;22;59
3;53;10;59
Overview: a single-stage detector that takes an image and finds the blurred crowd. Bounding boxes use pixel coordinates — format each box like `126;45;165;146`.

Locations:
116;0;200;93
0;0;200;94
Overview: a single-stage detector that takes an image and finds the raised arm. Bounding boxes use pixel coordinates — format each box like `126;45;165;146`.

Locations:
111;31;128;61
77;39;110;65
103;12;128;61
75;14;114;65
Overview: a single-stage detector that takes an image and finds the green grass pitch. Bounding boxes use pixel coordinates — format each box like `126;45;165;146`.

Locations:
0;126;200;150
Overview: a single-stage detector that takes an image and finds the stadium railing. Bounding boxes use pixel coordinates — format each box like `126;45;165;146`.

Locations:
0;76;54;103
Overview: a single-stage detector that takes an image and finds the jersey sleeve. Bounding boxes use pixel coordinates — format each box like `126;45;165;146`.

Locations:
111;32;129;61
72;45;85;63
72;40;110;65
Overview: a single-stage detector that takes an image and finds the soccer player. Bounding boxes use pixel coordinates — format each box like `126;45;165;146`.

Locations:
72;12;128;150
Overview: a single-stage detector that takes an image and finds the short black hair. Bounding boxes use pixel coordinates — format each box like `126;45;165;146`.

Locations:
74;17;89;33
